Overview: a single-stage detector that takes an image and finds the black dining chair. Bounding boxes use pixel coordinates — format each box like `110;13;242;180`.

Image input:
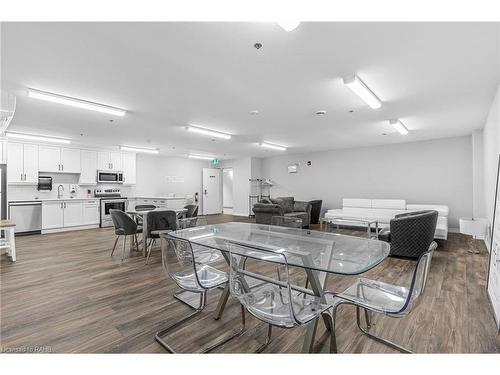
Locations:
184;204;199;218
109;209;142;261
145;210;178;264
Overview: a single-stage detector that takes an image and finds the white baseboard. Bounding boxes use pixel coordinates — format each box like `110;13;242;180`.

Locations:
42;224;100;234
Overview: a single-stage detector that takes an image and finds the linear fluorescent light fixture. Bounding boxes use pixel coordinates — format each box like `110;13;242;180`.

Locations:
277;21;301;32
389;119;409;135
27;88;126;117
120;146;159;154
259;142;287;151
186;125;231;140
188;154;215;160
6;132;71;144
343;75;382;109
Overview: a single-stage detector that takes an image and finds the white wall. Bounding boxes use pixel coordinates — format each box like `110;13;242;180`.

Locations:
261;136;473;228
134;153;207;201
472;129;485;218
481;83;500;248
222;168;233;208
218;158;251;216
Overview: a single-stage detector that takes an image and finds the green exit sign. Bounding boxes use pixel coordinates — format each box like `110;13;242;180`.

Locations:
211;158;219;166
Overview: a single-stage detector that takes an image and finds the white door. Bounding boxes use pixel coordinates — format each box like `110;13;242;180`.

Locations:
82;201;100;225
38;145;61;172
202;168;222;215
97;151;110;170
63;201;83;227
42;202;64;229
109;152;122;170
23;144;39;184
61;148;81;173
121;152;136;184
79;150;98;184
7;142;24;183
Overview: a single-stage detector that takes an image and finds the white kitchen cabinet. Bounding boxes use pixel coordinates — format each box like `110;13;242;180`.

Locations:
7;142;38;184
82;200;100;225
98;151;122;171
0;139;5;163
121;152;136;185
39;145;81;173
63;201;83;227
61;148;81;173
42;201;65;229
38;145;61;172
79;150;98;184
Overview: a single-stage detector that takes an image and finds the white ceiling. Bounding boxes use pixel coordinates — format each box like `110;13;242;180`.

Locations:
2;22;499;159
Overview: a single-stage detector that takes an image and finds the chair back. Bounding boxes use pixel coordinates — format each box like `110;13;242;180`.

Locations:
159;234;217;290
177;216;208;229
146;210;177;236
135;204;156;211
184;204;199;218
109;209;138;235
228;243;307;326
397;242;437;315
270;216;302;228
389;210;438;259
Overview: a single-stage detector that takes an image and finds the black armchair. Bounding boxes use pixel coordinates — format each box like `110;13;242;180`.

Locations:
378;210;438;259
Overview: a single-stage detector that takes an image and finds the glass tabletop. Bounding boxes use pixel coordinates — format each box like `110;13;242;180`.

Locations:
167;222;390;275
127;208;187;215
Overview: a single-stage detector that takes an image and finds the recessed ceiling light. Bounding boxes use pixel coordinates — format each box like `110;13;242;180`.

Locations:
188;154;215;160
6;132;71;144
250;110;259;115
389;119;409;135
277;21;301;32
343;75;382;109
259;142;287;151
27;88;126;116
315;110;327;115
186;125;231;140
120;146;159;154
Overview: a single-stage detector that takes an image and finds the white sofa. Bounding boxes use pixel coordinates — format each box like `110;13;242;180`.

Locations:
324;198;448;240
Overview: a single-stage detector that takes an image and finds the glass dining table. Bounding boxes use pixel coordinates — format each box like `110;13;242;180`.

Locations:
166;221;390;353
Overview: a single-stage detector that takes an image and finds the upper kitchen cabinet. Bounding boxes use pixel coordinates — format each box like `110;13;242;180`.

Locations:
121;152;136;185
98;151;122;171
79;149;98;185
39;145;81;173
7;142;38;184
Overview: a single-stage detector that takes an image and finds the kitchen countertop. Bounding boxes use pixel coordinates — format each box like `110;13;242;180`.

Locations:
129;196;187;200
9;198;100;203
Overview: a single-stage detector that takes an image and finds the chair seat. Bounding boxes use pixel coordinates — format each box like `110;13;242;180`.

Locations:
243;283;329;328
150;229;172;238
115;226;142;236
327;278;409;315
170;264;227;292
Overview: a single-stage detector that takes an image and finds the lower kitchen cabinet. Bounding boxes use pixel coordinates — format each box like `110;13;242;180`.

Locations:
42;200;97;230
42;201;65;229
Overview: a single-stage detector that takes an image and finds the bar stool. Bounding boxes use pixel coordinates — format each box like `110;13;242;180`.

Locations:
0;220;17;262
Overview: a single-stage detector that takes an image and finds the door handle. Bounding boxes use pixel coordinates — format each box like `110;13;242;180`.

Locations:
204;189;208;195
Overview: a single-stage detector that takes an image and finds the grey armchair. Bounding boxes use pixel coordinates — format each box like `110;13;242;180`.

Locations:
253;196;312;228
378;210;438;259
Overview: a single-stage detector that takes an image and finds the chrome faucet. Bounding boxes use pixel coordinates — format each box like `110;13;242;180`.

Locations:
57;184;64;199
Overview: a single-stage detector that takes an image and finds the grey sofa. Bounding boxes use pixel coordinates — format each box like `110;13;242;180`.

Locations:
253;196;312;228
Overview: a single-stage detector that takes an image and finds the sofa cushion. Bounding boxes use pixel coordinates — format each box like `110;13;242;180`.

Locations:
274;197;294;213
343;198;371;208
284;211;308;224
406;204;449;216
259;198;272;204
371;199;406;210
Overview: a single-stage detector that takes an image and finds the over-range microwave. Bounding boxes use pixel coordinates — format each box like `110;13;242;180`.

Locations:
97;170;124;184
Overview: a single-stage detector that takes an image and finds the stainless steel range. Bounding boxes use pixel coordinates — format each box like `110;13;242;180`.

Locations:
95;188;128;227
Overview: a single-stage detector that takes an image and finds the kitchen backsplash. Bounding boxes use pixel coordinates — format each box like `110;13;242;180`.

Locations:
8;173;137;201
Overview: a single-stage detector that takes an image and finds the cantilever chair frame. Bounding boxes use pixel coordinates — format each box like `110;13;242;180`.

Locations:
154;234;246;353
326;241;437;354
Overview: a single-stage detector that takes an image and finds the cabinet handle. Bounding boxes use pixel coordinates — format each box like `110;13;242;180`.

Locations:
58;164;60;171
62;164;64;171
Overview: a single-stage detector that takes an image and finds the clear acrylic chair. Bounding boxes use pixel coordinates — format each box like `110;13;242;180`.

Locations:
177;216;208;229
270;216;303;228
155;233;245;353
229;242;332;353
326;241;438;353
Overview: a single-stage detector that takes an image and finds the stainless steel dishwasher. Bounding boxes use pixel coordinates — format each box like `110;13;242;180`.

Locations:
8;201;42;234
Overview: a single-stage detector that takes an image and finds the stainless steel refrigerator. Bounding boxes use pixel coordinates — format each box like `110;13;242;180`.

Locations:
0;163;7;220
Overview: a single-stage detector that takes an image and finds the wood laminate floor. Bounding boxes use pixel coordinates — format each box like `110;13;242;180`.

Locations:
1;215;499;353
